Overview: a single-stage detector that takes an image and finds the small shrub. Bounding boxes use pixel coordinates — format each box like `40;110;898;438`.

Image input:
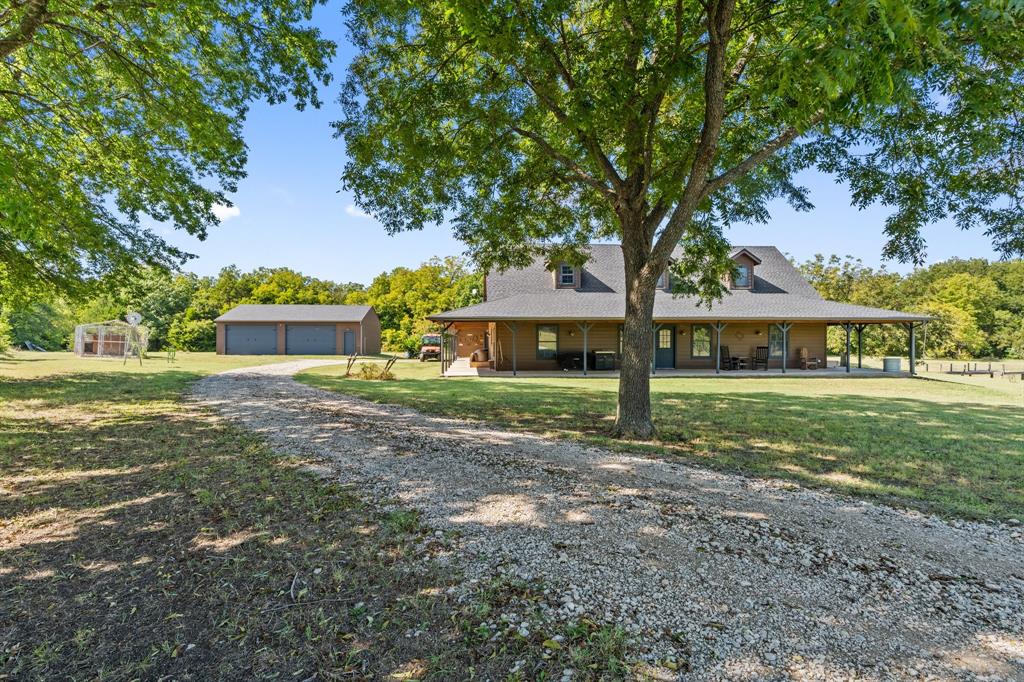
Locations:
354;363;395;381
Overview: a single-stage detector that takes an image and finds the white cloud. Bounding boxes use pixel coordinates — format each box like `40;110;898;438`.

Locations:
212;203;240;222
345;203;372;219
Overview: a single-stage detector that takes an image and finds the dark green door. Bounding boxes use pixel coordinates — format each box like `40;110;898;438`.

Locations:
655;325;675;368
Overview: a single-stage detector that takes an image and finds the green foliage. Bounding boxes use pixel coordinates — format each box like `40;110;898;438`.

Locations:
338;0;1024;436
339;0;1024;277
167;319;217;352
0;309;11;352
0;0;335;299
8;301;75;350
345;257;482;352
798;255;1024;358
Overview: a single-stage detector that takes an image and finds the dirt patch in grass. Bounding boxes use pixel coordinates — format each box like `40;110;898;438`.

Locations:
0;367;633;680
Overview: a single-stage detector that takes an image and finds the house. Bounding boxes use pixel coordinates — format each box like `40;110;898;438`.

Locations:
215;304;381;355
428;244;928;374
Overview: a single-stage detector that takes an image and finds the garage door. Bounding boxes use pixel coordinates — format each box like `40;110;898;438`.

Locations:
286;324;336;355
225;324;277;355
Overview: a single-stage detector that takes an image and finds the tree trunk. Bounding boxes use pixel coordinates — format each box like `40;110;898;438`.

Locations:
614;242;659;439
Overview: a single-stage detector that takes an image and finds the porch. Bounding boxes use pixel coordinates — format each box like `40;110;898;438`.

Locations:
438;318;926;378
442;356;910;378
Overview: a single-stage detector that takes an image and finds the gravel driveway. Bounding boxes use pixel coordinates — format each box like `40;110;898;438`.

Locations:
193;360;1024;681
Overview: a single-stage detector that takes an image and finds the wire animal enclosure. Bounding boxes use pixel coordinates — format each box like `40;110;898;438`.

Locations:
73;320;149;361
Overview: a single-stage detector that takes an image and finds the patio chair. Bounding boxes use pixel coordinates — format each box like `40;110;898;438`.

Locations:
799;347;821;370
719;344;738;370
752;346;769;370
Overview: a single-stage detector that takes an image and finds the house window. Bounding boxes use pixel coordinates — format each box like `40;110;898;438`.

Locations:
691;324;711;358
657;270;670;290
537;324;559;360
558;263;576;287
769;325;785;357
657;327;673;349
733;264;751;288
617;324;623;356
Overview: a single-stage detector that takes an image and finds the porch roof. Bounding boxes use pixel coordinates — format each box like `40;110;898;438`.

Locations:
429;291;929;324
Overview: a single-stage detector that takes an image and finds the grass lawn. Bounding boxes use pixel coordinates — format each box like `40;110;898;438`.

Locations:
298;359;1024;521
0;352;631;679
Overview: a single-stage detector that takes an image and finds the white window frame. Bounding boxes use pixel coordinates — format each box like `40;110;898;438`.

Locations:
558;263;576;287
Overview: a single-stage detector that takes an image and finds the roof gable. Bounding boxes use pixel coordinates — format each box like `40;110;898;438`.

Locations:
216;304;372;323
485;244;820;301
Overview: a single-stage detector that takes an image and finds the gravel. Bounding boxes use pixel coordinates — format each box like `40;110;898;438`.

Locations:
193;360;1024;681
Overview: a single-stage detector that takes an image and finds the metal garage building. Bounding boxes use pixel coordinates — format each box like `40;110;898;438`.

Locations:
215;305;381;356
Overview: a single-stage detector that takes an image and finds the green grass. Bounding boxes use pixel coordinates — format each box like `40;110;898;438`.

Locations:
298;359;1024;521
0;352;639;679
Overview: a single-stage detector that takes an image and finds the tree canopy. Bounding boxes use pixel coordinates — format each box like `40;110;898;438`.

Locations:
0;0;335;298
798;254;1024;359
3;258;480;354
345;256;482;352
339;0;1024;437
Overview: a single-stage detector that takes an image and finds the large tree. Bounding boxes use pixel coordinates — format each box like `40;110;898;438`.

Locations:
338;0;1024;437
1;0;334;297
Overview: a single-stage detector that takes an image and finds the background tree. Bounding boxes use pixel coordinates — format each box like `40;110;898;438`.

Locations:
339;0;1024;437
346;257;482;353
0;0;335;299
797;254;1024;359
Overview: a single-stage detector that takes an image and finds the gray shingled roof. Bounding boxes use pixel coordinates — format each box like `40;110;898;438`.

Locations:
431;245;928;323
216;304;373;323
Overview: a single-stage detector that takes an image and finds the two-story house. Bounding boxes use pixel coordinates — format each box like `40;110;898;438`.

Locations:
429;244;927;375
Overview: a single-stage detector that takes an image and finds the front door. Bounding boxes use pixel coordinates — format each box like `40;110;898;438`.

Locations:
655;325;675;368
343;330;356;355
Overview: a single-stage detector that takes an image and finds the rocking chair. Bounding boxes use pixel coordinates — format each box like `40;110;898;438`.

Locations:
752;346;769;370
799;347;821;370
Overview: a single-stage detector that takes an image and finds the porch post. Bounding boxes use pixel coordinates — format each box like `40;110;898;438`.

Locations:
502;322;519;376
651;323;663;375
713;321;727;374
855;324;865;368
440;322;454;376
843;322;852;374
908;322;917;376
776;322;792;373
576;322;593;376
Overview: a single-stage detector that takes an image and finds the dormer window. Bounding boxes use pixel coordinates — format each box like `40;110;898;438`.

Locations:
557;263;577;287
728;248;761;290
657;270;670;291
733;264;751;288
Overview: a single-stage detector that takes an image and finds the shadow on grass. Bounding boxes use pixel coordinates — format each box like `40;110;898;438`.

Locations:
300;374;1024;519
0;371;206;406
0;372;631;680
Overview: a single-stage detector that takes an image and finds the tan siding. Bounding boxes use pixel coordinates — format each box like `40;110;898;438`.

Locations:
487;320;826;371
276;323;286;355
668;321;826;369
490;322;621;371
452;322;489;358
215;322;225;354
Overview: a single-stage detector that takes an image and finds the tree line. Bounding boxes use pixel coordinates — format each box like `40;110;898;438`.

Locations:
1;257;480;355
797;255;1024;359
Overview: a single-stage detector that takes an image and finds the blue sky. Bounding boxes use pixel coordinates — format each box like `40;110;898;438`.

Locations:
165;2;1001;286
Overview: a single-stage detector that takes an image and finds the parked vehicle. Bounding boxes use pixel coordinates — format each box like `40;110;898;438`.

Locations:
419;333;442;361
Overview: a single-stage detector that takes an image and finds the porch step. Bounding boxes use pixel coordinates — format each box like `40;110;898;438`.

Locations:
444;357;480;377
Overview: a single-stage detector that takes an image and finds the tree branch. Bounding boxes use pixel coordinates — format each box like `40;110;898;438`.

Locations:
509;126;615;199
650;0;736;266
700;116;821;200
0;0;48;59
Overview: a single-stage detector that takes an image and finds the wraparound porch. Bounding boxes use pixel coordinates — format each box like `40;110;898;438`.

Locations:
442;357;909;378
438;318;926;377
